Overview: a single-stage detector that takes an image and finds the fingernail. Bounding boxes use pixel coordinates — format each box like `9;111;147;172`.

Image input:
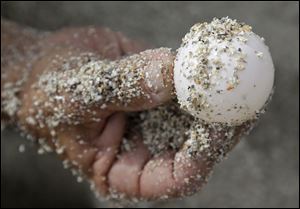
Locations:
144;60;165;93
143;48;174;95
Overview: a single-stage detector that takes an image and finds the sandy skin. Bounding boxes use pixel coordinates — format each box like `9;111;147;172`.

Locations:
1;19;252;202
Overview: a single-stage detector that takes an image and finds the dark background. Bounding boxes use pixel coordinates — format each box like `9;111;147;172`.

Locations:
1;1;299;208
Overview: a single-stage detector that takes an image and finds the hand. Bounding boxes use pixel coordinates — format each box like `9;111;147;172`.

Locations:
1;20;253;201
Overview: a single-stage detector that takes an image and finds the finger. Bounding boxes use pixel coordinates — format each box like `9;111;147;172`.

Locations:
138;121;254;200
171;121;256;197
138;152;208;200
172;152;213;197
106;48;175;112
92;113;126;196
31;46;174;125
107;134;151;198
57;128;99;174
139;151;178;200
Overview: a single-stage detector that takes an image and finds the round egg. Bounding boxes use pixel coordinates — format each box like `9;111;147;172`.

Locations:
174;17;275;125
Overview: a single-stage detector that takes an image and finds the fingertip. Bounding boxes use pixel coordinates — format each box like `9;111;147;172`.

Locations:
141;48;175;106
91;112;126;196
108;136;151;197
109;48;175;112
95;112;126;148
139;151;178;199
130;48;175;110
172;151;213;197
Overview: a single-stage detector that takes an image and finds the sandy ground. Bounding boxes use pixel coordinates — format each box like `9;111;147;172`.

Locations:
1;1;299;208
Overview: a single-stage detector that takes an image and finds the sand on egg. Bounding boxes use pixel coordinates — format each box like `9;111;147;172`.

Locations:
174;17;275;125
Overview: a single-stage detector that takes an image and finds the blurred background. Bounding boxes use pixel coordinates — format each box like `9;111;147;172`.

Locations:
1;1;299;208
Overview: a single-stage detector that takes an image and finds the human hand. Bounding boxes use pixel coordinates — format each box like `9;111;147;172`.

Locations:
1;20;254;202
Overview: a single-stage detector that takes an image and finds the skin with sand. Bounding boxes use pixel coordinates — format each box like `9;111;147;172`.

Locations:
1;17;273;203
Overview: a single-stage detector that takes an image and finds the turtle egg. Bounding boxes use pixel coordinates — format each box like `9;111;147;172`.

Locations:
174;17;275;125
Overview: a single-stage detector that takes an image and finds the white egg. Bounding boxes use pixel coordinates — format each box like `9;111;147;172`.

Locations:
174;18;275;125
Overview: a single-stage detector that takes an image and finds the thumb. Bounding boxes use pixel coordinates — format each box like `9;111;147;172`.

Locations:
107;47;175;112
32;47;174;125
